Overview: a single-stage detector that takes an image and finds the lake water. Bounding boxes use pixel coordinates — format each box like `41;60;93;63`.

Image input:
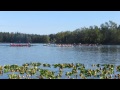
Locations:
0;43;120;65
0;43;120;79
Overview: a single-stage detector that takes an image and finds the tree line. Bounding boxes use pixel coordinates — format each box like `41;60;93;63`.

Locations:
0;32;49;43
0;21;120;44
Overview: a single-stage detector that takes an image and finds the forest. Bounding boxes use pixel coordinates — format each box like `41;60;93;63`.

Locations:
0;21;120;45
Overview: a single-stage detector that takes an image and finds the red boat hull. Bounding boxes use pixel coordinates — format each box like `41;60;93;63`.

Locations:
10;43;31;47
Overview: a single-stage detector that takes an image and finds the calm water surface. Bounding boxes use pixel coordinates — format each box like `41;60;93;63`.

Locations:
0;43;120;79
0;43;120;66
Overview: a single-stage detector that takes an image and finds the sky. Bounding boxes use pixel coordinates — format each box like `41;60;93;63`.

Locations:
0;11;120;35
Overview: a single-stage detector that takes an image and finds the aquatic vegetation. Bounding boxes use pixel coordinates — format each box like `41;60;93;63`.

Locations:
0;62;120;79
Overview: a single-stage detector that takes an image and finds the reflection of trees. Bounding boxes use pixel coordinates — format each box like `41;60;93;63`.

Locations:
98;45;120;64
99;46;117;53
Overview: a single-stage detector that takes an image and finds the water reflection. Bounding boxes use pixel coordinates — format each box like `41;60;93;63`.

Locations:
98;45;120;64
0;44;120;66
